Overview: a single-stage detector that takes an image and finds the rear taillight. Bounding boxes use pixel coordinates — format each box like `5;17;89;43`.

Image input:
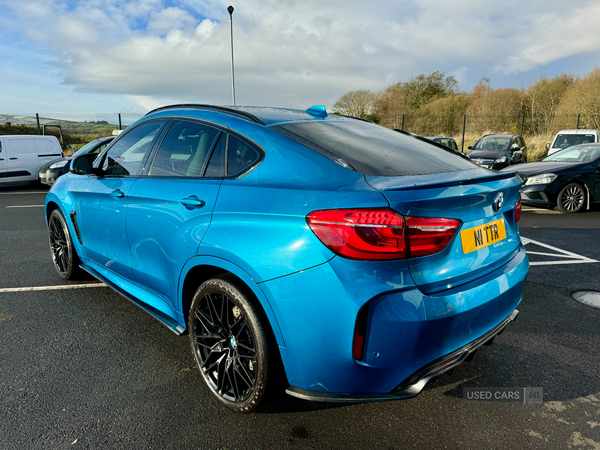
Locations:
306;209;407;260
405;217;462;258
307;208;461;260
515;196;522;223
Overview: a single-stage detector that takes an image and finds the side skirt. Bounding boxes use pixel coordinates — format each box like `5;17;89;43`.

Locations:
80;264;186;335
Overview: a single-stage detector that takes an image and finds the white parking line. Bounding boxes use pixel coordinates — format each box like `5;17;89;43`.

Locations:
522;237;598;266
5;205;44;208
0;283;106;293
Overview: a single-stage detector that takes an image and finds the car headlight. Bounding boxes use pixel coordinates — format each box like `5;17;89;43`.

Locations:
49;160;69;169
494;156;507;164
524;174;557;185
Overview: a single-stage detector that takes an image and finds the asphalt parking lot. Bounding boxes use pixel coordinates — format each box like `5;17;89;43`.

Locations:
1;185;599;450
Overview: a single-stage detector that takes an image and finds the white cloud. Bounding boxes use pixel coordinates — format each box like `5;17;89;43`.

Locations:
3;0;600;111
148;7;197;34
500;4;600;73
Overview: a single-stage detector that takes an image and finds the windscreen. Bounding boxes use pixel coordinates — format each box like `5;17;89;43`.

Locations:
552;134;596;149
472;137;511;151
543;145;600;163
272;121;475;176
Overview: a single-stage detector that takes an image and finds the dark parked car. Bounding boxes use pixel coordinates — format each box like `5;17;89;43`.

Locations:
468;134;527;170
38;137;113;186
424;136;459;151
501;143;600;213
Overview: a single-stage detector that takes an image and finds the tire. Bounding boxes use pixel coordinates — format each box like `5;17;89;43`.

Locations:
556;182;586;214
188;275;279;413
48;209;81;280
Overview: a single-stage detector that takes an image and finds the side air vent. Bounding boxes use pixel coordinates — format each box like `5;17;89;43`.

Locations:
70;211;82;244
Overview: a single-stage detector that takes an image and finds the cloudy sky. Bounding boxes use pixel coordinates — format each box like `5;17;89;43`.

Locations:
1;0;600;114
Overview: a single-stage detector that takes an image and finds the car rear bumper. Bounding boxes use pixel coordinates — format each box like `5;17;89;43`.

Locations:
261;244;528;397
286;309;518;403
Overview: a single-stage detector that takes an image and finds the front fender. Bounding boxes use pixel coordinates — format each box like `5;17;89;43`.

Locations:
178;255;286;347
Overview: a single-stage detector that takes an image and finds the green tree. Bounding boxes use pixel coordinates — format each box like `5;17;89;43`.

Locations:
332;89;376;120
403;71;459;111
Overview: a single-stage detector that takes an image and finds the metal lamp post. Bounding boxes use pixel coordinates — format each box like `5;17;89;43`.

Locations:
228;6;236;106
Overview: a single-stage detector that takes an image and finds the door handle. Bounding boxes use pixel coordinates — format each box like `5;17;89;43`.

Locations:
179;195;205;210
111;189;125;198
10;157;18;160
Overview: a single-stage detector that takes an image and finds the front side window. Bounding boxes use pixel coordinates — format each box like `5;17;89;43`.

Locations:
273;120;474;176
102;121;164;176
148;121;220;177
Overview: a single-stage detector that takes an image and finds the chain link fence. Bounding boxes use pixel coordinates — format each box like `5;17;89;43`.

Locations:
0;112;145;150
389;113;592;160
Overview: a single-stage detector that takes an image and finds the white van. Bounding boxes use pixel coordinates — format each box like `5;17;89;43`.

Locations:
0;135;63;184
547;129;599;155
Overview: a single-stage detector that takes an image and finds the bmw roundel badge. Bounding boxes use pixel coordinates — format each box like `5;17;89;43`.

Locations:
493;192;505;212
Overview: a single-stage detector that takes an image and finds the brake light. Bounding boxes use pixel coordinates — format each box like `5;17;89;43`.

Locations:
306;209;407;260
307;208;461;260
515;196;522;223
405;217;462;258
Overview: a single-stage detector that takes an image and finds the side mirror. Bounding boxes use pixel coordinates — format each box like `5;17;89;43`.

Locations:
545;143;550;149
468;146;472;150
70;153;98;175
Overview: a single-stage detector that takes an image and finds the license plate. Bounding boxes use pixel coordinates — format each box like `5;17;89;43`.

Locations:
460;219;506;254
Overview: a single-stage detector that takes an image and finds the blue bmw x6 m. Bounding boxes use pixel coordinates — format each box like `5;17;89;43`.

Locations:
45;104;528;412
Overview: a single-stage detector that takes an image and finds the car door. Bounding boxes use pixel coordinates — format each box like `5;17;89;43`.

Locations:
4;138;37;181
125;119;224;306
72;119;167;280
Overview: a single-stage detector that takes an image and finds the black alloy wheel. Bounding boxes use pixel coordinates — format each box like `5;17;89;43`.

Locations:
48;209;81;280
189;276;275;412
556;182;585;213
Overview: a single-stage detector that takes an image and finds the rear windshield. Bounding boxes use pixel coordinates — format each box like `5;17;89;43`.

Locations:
271;121;475;176
552;134;596;149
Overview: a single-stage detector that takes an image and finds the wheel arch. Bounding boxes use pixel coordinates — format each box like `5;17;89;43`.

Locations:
45;200;61;224
178;256;286;347
555;177;590;210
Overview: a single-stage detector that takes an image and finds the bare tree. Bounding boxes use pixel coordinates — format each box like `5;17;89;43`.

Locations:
372;83;407;129
332;89;376;119
526;74;574;134
554;68;600;130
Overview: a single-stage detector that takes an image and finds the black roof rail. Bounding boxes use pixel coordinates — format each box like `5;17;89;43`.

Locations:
144;104;266;125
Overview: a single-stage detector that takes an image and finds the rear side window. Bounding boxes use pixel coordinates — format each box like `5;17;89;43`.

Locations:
149;121;219;177
204;133;226;177
272;121;475;176
227;135;262;177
